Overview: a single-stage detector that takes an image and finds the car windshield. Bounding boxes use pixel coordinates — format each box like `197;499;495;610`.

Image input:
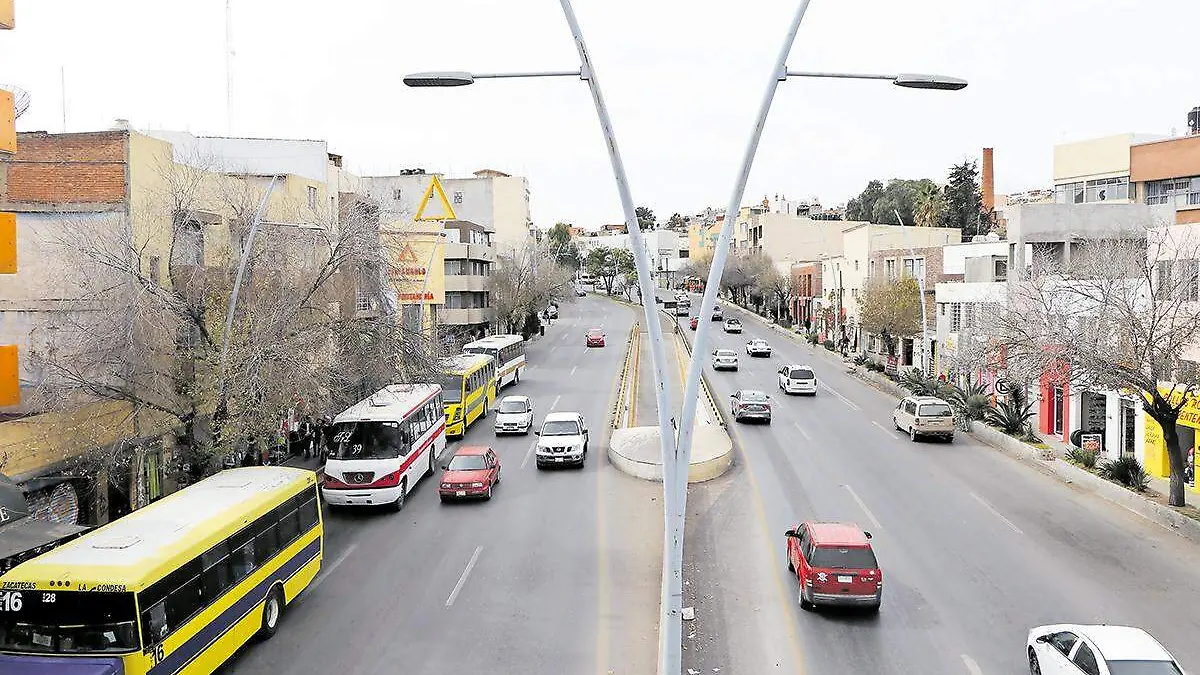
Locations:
790;368;815;379
739;391;768;403
0;591;139;654
447;455;489;471
328;421;411;460
716;350;736;357
918;403;953;417
810;546;878;570
728;319;739;324
588;330;603;337
1106;662;1184;675
498;399;528;414
436;374;464;403
542;420;581;435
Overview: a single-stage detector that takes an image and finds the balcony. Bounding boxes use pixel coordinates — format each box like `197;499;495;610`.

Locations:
444;242;496;263
437;307;494;325
444;275;490;292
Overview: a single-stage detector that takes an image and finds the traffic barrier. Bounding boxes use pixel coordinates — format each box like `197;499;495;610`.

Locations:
610;321;640;429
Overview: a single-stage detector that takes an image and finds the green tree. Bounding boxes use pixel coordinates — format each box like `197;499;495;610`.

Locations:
547;222;573;247
859;276;922;357
913;181;947;228
941;160;985;237
666;212;686;230
846;180;885;221
635;206;657;231
545;222;581;271
612;248;638;300
585;246;621;295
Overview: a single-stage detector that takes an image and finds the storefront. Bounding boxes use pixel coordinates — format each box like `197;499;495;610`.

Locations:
1038;361;1071;443
1142;386;1199;493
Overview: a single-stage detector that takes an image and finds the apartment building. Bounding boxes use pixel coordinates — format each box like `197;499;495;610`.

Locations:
439;220;496;339
1130;111;1200;226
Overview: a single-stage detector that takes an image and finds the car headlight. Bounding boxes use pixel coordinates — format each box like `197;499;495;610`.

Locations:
471;482;484;488
441;483;451;489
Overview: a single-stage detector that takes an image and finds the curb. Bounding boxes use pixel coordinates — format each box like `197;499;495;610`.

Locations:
607;427;732;483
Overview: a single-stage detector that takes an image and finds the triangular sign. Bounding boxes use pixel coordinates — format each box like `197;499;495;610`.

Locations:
414;175;457;222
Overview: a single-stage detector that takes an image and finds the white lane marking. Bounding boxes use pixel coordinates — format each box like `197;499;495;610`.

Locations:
552;395;561;409
842;484;883;531
961;654;984;675
570;365;578;376
310;543;358;593
445;546;484;607
872;421;894;435
969;492;1024;535
821;382;862;411
520;440;538;469
793;421;811;441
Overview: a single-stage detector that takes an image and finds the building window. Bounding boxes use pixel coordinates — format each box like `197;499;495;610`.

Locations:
307;186;318;210
1054;181;1085;204
1156;260;1175;300
1145;176;1200;206
885;259;896;280
962;303;975;328
1177;259;1199;302
869;260;876;277
1085;177;1130;202
950;303;961;331
903;257;925;279
938;303;945;317
176;218;204;266
393;188;403;200
994;258;1008;281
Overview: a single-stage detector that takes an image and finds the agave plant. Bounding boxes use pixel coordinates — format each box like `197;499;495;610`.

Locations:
900;370;941;396
985;392;1036;436
1067;447;1098;469
1098;456;1150;492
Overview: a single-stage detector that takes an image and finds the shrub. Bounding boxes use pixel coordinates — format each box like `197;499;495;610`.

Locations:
1098;456;1150;492
823;339;835;351
807;332;819;345
986;395;1036;436
900;370;940;396
852;353;868;366
1067;447;1098;469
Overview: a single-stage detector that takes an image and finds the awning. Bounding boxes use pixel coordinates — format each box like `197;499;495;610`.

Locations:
0;514;89;563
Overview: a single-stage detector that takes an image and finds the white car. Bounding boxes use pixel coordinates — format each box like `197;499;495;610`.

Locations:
778;364;817;395
711;349;739;371
723;318;743;333
494;395;534;435
746;339;771;357
1027;624;1185;675
535;411;589;468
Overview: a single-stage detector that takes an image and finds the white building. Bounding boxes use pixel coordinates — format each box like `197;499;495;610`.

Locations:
576;229;689;281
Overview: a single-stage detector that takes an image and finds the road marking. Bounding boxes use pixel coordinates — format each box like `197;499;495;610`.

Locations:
793;421;811;441
521;440;537;469
571;365;578;376
594;422;613;675
969;492;1024;535
309;543;357;593
872;421;894;435
842;484;883;531
821;382;861;411
445;546;483;607
552;395;561;409
961;654;984;675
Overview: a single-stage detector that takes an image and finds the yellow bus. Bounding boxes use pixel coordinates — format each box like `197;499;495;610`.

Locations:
0;467;322;675
438;353;497;437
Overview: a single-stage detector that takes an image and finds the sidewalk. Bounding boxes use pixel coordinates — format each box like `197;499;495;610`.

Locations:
1036;430;1199;509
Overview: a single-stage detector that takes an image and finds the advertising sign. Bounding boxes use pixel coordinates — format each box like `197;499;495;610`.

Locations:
1081;433;1103;454
384;229;446;306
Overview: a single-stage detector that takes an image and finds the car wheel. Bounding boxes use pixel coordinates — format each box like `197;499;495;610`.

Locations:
515;369;521;385
1028;648;1042;675
867;601;881;613
257;585;285;640
909;427;918;443
893;417;901;431
496;469;502;484
799;589;814;611
484;485;493;500
947;434;955;444
392;478;408;511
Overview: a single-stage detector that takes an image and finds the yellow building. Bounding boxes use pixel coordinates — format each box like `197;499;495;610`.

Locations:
1141;388;1199;494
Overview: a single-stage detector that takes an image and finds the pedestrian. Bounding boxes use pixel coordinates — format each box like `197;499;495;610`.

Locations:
302;416;314;460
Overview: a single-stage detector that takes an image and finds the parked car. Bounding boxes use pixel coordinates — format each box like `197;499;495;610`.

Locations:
785;521;881;611
547;304;559;319
586;328;606;347
778;364;817;395
712;306;724;321
535;412;589;468
723;318;743;334
576;287;587;297
711;349;739;371
689;316;699;331
746;338;771;357
730;389;771;423
439;446;501;502
1026;624;1184;675
494;395;534;435
892;395;955;442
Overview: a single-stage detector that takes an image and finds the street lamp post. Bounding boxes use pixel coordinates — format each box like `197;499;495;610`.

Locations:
404;6;681;672
672;4;966;672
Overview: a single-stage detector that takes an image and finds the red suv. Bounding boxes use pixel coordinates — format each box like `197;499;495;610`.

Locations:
586;328;606;347
785;521;881;612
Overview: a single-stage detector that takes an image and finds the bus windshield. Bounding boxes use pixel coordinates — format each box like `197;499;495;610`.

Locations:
0;590;139;654
436;374;464;403
328;421;411;460
462;346;497;359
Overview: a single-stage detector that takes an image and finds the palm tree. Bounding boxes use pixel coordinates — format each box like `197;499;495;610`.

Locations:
913;182;946;228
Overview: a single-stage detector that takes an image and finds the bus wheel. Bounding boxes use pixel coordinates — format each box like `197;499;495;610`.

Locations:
257;586;284;640
424;451;435;478
392;479;408;512
515;370;521;385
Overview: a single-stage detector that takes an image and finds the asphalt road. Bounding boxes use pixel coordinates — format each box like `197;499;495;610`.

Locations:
222;295;662;675
679;296;1200;675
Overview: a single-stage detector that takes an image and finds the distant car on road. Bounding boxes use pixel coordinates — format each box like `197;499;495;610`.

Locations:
494;395;534;435
785;521;881;612
689;316;699;331
1026;624;1184;675
586;328;606;347
746;338;771;357
576;287;587;297
723;318;742;334
535;412;589;468
730;389;771;423
893;395;955;442
712;306;724;321
439;446;501;502
711;349;739;371
778;364;817;395
546;305;559;319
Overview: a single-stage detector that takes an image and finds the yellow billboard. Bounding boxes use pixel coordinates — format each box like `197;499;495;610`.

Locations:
385;229;445;306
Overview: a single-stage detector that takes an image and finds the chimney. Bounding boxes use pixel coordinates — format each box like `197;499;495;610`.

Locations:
981;147;995;212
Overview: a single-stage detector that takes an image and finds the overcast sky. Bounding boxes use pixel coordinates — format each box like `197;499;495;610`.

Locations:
2;1;1196;227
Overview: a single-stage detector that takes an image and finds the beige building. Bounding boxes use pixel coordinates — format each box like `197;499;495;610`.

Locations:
743;213;858;273
1053;133;1163;206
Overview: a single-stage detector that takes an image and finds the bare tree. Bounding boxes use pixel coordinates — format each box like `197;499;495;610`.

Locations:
754;265;791;324
859;277;922;357
490;240;576;335
721;252;771;306
991;230;1200;506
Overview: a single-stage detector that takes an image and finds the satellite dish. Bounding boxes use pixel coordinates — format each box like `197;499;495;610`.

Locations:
0;85;30;119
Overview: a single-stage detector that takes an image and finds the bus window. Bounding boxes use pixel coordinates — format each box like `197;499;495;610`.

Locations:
298;491;320;530
276;502;301;545
229;528;257;581
199;542;232;603
254;517;281;565
437;374;463;403
328;421;412;460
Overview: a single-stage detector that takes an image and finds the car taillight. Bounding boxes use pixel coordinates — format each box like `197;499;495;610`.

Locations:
374;469;403;487
322;473;344;488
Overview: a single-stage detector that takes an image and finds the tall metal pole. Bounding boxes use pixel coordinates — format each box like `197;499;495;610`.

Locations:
553;2;679;672
220;175;278;375
673;6;814;669
893;209;929;374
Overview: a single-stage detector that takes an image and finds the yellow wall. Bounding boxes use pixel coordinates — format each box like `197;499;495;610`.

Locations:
382;221;446;306
1053;134;1135;184
1141;385;1199;488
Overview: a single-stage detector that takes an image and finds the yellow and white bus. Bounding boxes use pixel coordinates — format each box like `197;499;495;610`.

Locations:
462;334;526;389
0;467;321;675
439;353;497;438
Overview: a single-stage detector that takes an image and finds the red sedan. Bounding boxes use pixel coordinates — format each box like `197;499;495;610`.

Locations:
439;446;501;502
586;328;606;347
689;316;699;330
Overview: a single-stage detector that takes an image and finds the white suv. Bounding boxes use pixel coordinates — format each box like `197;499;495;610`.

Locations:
892;395;955;442
494;395;534;435
535;412;589;468
778;364;817;395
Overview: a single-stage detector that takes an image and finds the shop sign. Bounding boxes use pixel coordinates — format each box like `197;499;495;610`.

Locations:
1081;433;1102;454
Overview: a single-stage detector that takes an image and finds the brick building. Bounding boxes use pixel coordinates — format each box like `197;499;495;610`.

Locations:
789;262;822;330
864;244;960;370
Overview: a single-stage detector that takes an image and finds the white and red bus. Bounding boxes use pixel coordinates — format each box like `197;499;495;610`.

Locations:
462;334;526;389
321;384;446;510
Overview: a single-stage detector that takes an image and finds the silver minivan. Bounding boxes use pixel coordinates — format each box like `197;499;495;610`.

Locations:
892;395;955;442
